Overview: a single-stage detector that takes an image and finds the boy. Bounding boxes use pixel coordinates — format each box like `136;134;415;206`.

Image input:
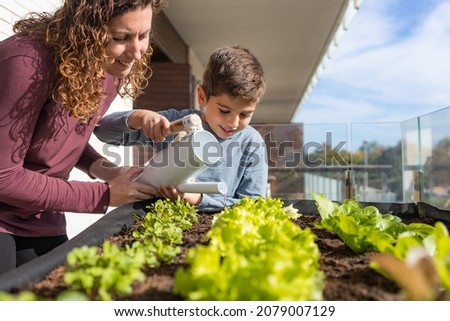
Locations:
95;45;267;212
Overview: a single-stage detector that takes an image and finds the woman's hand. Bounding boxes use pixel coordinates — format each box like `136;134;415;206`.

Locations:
127;109;171;142
107;167;158;207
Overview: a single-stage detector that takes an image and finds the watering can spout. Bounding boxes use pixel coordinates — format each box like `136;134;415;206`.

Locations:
177;182;228;195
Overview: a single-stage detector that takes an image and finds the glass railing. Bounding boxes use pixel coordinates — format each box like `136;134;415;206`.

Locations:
349;122;402;203
409;107;450;210
254;123;351;202
254;106;450;210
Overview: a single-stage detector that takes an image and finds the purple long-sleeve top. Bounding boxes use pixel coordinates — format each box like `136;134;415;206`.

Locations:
0;35;114;237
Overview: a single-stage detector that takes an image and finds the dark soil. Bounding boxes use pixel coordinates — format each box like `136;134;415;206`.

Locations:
30;213;438;301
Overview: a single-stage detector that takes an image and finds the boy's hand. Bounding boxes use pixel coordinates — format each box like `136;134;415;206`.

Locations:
128;109;171;142
158;185;202;206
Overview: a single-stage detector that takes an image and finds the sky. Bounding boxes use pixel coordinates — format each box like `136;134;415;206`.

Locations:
293;0;450;126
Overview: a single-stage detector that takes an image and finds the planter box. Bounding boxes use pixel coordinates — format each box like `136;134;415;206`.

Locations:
1;200;449;299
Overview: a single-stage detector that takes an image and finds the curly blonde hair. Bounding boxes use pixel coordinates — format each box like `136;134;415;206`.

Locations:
13;0;167;123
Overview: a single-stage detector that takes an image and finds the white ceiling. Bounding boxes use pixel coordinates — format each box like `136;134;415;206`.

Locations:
163;0;352;124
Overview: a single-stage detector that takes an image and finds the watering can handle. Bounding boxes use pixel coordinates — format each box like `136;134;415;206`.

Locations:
169;114;203;133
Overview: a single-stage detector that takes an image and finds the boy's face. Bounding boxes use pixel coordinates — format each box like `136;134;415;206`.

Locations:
197;86;257;140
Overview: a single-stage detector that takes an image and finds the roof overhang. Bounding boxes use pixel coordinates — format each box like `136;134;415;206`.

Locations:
161;0;361;124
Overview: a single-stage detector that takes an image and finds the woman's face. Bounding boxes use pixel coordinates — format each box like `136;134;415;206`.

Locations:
105;5;153;78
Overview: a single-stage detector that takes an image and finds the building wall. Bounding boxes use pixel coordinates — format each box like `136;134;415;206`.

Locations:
253;124;304;198
0;1;61;39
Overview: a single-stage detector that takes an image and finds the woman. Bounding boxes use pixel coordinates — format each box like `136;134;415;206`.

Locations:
0;0;167;273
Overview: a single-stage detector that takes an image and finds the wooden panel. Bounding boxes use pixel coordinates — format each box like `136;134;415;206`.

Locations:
135;62;195;112
253;124;305;198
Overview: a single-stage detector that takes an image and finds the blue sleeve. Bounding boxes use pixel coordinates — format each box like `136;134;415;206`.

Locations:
94;110;149;146
94;108;200;147
197;131;268;213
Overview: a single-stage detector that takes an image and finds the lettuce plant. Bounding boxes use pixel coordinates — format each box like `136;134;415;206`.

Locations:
371;222;450;300
131;197;198;266
64;241;146;301
63;198;199;300
312;193;434;254
434;222;450;291
173;197;324;300
312;193;450;300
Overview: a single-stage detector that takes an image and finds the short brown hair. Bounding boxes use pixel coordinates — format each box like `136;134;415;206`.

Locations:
202;46;266;104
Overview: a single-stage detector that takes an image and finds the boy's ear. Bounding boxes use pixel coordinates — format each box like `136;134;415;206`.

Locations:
196;84;207;106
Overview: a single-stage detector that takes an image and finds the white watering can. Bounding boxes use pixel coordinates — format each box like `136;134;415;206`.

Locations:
134;114;227;195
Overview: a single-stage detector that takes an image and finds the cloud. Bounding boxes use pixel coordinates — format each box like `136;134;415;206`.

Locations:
295;0;450;124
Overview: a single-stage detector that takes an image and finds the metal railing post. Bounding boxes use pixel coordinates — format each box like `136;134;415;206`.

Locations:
413;170;423;202
345;169;355;199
